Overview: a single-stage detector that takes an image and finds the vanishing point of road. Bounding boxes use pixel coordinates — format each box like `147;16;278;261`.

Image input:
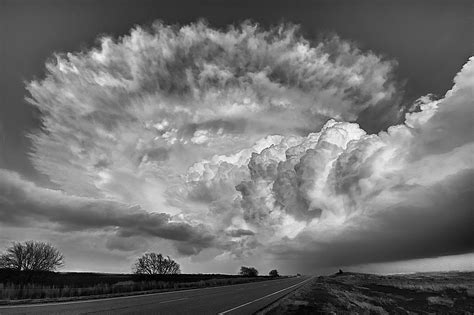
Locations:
0;276;313;314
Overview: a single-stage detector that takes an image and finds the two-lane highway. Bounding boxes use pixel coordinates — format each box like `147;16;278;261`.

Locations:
0;276;313;314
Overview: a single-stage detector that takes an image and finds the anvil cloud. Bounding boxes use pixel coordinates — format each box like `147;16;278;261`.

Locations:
0;21;472;272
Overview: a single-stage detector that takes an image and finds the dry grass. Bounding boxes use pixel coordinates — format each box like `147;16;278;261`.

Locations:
0;275;271;303
264;271;474;314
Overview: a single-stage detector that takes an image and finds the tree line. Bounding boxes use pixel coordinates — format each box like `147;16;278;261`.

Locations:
0;240;280;277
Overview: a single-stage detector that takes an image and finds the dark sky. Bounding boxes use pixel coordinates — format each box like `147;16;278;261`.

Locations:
1;0;473;182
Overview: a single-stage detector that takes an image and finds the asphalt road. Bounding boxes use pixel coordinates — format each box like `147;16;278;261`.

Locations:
0;276;313;315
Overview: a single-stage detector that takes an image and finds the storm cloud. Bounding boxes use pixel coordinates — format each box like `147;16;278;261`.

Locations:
1;21;471;272
183;56;474;269
26;21;399;202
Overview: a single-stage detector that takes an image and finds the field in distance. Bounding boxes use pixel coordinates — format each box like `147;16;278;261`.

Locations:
0;270;277;304
266;271;474;314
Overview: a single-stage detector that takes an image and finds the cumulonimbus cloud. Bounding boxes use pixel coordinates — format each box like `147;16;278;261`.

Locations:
183;57;474;267
26;21;399;202
8;20;472;271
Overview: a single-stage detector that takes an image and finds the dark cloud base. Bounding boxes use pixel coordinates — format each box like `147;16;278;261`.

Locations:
271;170;474;270
0;170;215;255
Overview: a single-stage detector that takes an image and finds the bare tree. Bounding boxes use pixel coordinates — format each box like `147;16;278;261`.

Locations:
133;252;181;275
269;269;279;277
0;241;64;271
239;266;258;277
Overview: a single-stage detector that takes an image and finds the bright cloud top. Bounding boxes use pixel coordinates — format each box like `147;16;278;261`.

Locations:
2;21;471;271
26;22;398;202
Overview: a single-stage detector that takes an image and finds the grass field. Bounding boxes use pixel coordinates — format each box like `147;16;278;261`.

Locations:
0;269;273;303
264;271;474;314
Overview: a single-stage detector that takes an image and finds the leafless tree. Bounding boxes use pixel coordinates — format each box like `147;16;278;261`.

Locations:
133;252;181;275
239;266;258;277
269;269;279;277
0;241;64;271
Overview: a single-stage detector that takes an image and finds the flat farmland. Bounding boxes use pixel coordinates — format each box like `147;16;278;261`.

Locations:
0;270;275;303
266;272;474;314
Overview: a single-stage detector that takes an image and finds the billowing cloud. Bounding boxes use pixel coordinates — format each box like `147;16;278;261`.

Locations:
3;20;471;272
180;56;474;269
232;57;474;268
26;21;399;205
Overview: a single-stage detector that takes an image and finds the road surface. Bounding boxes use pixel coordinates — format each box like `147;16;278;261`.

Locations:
0;276;312;314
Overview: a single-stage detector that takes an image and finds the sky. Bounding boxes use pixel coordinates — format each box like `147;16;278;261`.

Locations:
0;0;473;275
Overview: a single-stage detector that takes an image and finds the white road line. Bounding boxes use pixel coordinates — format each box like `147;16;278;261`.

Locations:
158;297;189;304
0;278;289;309
217;277;314;314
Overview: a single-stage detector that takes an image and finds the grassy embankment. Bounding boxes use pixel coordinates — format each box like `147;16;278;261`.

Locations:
263;271;474;314
0;270;274;304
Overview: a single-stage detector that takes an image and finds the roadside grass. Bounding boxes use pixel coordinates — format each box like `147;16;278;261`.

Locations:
0;270;277;304
263;271;474;314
